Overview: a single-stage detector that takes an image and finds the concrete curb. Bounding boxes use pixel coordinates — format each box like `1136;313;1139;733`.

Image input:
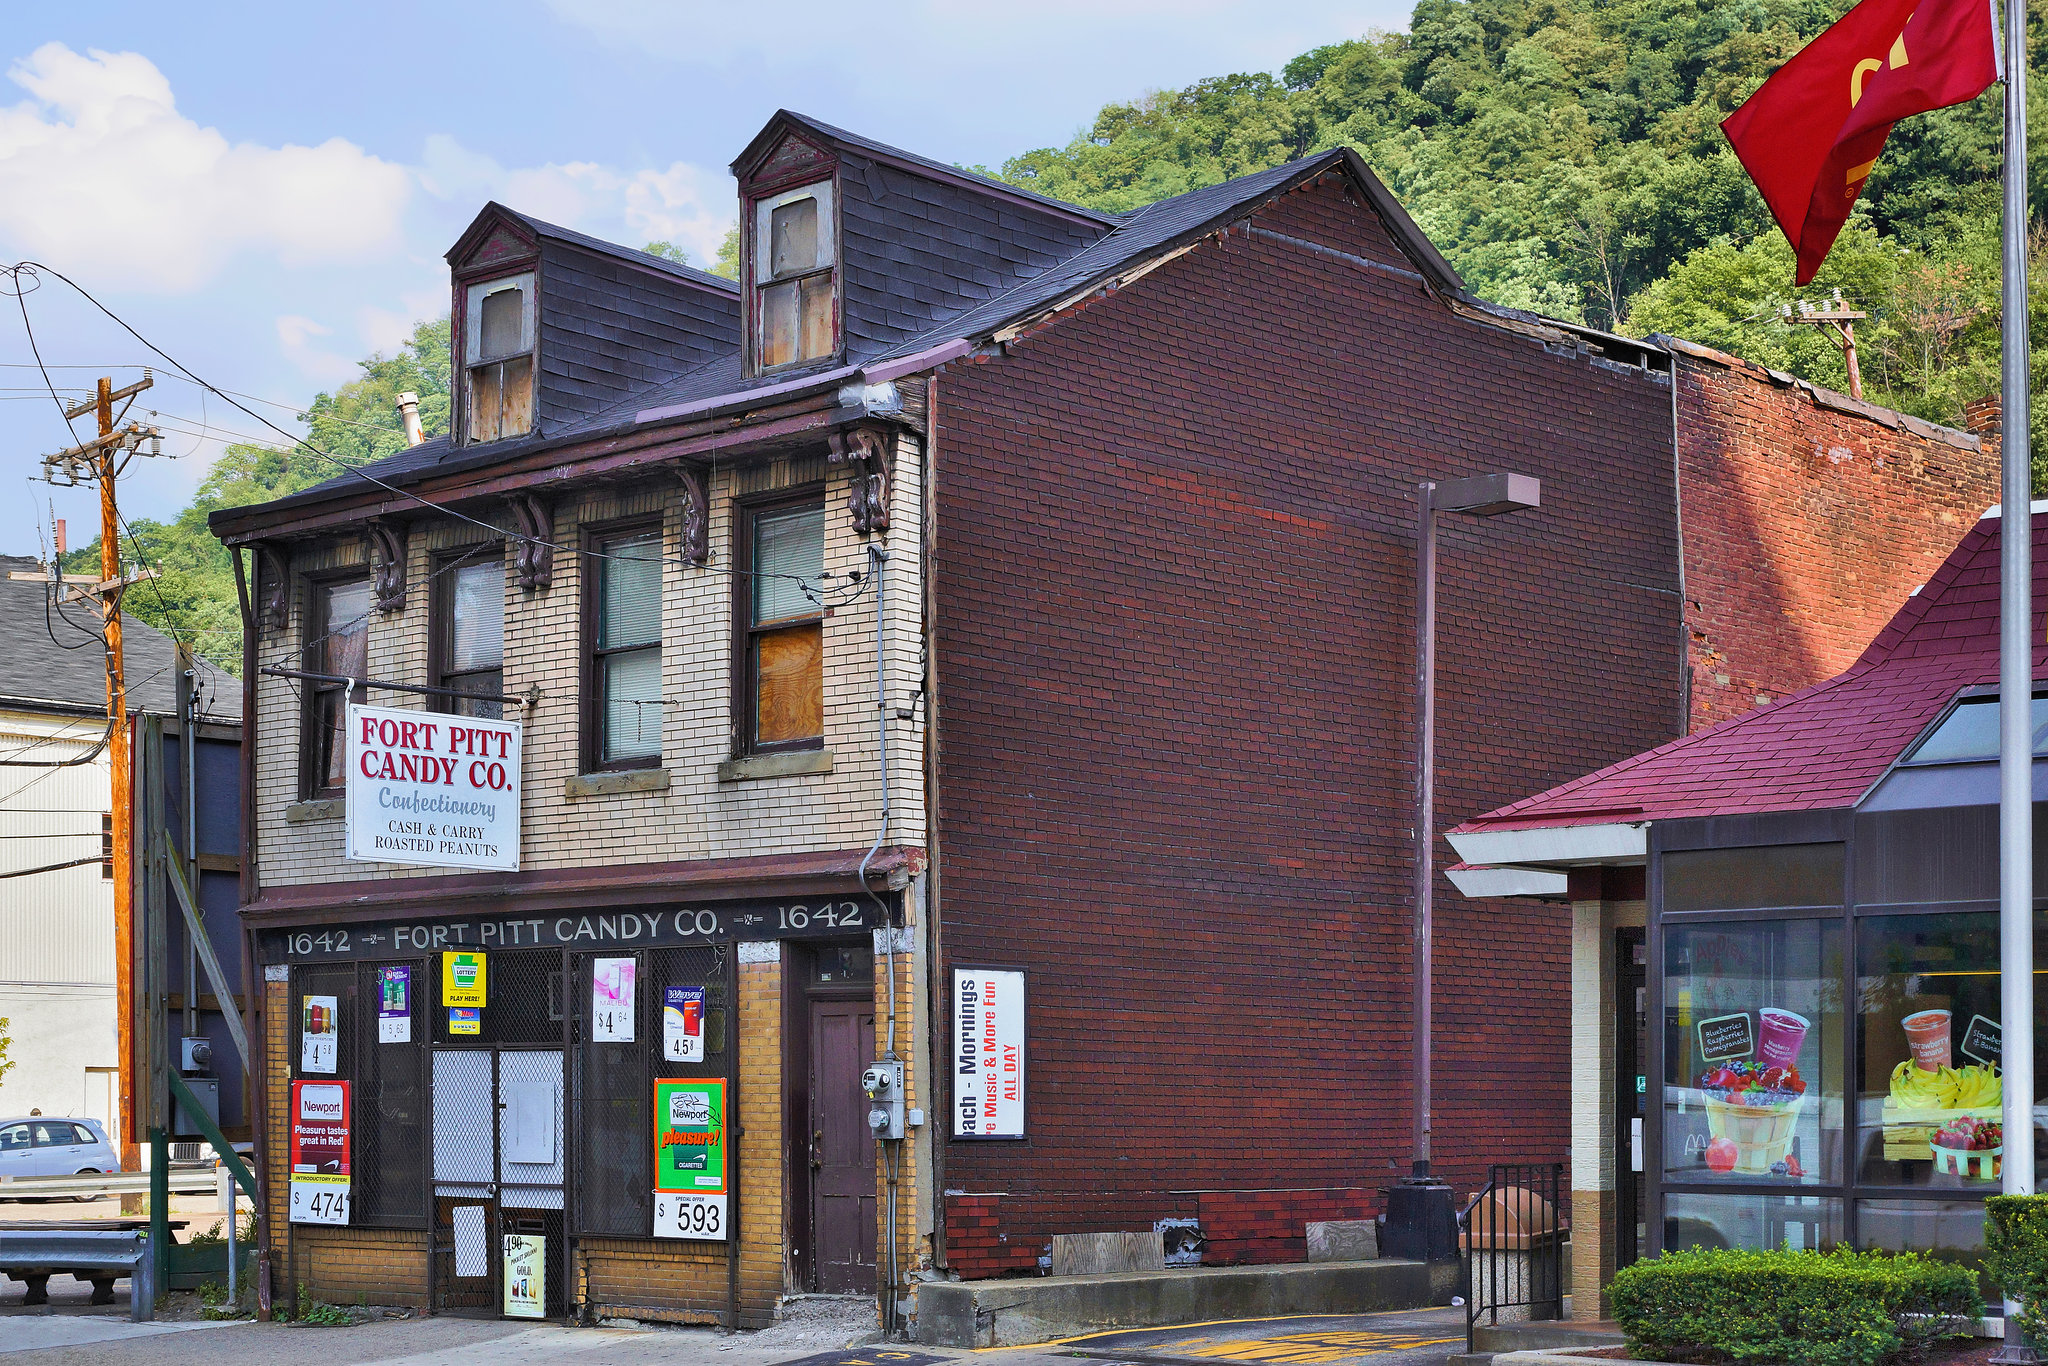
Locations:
1490;1351;1631;1365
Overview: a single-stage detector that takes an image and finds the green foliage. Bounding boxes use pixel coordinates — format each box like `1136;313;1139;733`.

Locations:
642;240;690;264
61;315;452;674
711;224;740;280
1610;1246;1981;1366
0;1016;14;1085
1987;1195;2048;1345
291;1282;352;1326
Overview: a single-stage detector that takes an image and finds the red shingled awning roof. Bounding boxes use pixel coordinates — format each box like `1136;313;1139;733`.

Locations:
1449;505;2045;843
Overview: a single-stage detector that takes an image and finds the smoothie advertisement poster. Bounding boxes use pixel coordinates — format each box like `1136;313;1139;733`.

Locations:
654;1078;726;1194
1690;1005;1811;1178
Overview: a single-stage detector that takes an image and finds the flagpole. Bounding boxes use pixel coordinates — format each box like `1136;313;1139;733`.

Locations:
1997;0;2036;1352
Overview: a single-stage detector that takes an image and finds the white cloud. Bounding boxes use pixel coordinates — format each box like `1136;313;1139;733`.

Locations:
418;133;731;267
0;43;411;293
274;313;358;386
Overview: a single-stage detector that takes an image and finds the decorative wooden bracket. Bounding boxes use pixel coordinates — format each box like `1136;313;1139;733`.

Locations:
506;494;553;592
365;520;407;613
676;464;711;566
827;425;893;536
255;545;289;635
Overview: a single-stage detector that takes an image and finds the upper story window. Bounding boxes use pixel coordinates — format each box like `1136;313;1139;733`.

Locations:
737;495;825;753
586;526;663;769
303;576;370;798
465;273;535;443
434;553;505;719
753;182;836;371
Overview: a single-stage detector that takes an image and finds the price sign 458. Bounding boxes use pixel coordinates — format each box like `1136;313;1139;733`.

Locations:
653;1191;726;1241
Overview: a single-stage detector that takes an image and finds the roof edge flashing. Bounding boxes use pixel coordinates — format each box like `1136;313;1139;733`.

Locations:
1445;821;1649;869
1445;865;1571;900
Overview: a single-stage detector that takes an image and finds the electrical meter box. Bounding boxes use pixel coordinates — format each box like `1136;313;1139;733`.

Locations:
862;1060;905;1140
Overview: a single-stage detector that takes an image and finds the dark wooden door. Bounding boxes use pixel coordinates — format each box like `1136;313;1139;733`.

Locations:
809;999;876;1293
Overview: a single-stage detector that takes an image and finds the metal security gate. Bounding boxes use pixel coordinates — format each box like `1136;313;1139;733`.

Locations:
431;1047;566;1316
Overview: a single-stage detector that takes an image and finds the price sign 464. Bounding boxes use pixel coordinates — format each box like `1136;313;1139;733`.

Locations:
654;1192;726;1241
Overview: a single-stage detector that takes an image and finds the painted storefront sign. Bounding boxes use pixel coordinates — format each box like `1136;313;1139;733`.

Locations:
345;702;521;872
289;1079;351;1225
952;968;1025;1139
653;1078;727;1240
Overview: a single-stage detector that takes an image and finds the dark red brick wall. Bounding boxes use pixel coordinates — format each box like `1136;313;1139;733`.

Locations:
1672;343;1998;729
929;174;1681;1273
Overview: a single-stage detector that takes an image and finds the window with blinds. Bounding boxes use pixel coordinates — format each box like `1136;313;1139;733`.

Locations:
304;577;370;796
741;499;825;753
437;555;505;719
591;529;663;767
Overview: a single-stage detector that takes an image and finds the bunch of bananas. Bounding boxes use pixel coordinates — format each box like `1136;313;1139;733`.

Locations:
1889;1060;2002;1109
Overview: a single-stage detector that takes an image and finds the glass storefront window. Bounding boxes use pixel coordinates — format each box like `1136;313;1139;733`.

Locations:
1664;920;1843;1185
1664;1192;1842;1253
1858;1200;1994;1300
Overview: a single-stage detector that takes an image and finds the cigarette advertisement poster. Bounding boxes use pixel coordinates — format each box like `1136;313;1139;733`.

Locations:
345;702;521;872
377;965;411;1044
301;995;338;1073
501;1233;545;1318
288;1079;351;1225
664;987;705;1062
953;967;1025;1139
592;957;636;1043
443;950;487;1007
652;1078;727;1241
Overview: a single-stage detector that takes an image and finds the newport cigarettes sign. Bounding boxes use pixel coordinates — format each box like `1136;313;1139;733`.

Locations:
346;703;521;871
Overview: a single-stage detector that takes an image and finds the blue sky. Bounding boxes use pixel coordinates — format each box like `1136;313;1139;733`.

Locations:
0;0;1410;554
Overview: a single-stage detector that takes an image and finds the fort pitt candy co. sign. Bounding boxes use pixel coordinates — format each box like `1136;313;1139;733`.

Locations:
346;703;521;872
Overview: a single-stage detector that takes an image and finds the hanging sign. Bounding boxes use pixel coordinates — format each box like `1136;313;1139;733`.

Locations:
288;1080;351;1225
664;987;706;1062
301;995;338;1073
377;966;411;1043
444;950;487;1007
1961;1014;2002;1066
653;1078;727;1241
953;968;1026;1139
592;958;637;1043
448;1007;480;1036
502;1232;545;1318
1696;1013;1755;1064
345;702;521;872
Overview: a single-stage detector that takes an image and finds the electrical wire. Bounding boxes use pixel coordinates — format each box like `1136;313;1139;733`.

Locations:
0;854;104;880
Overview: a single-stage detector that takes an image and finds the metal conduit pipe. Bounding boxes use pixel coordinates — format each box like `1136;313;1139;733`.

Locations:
858;542;896;1057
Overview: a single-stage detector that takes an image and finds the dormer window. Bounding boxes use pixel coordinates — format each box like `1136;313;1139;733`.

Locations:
753;182;835;370
465;272;535;442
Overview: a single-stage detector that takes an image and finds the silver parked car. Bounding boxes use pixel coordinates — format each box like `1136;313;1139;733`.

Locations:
0;1117;120;1191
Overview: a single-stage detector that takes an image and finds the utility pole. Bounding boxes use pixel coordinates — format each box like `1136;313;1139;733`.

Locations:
1781;290;1868;400
36;373;161;1173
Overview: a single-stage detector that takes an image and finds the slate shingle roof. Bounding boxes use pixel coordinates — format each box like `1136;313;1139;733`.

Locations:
0;555;243;721
1449;511;2034;834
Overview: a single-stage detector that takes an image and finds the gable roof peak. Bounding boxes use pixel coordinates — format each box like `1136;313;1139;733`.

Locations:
446;201;740;295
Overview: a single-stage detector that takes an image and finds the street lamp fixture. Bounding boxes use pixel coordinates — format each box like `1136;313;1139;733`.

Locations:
1381;472;1541;1264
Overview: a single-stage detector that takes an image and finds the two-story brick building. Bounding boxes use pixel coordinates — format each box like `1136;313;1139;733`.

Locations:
209;110;1997;1330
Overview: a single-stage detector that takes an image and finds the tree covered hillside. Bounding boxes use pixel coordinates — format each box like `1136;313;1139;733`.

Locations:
999;0;2048;454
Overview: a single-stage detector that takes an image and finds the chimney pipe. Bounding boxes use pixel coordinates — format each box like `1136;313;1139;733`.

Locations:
396;391;424;447
54;519;66;556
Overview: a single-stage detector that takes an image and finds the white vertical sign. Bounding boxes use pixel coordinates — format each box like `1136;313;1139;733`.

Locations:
952;968;1025;1139
346;703;521;871
592;957;636;1043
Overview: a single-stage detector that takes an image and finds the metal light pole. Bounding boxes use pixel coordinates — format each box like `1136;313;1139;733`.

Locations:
1995;0;2035;1355
1384;471;1540;1263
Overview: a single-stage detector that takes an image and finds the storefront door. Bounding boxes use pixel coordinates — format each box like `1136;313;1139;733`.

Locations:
1616;929;1646;1269
810;999;877;1293
431;1047;564;1316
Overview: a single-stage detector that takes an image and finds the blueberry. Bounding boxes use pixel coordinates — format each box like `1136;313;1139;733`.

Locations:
1770;1162;1789;1175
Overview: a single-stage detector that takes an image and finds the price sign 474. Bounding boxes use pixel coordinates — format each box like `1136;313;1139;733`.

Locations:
654;1191;725;1241
290;1178;350;1226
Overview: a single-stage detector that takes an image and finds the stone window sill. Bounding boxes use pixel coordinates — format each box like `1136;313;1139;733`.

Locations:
285;798;343;823
565;767;672;799
717;750;833;783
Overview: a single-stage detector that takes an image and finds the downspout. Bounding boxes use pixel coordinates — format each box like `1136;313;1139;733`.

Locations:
229;545;270;1319
1668;353;1690;737
922;374;946;1270
854;535;897;1333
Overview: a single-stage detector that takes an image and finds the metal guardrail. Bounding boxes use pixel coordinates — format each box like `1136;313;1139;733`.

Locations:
0;1227;155;1321
1461;1162;1566;1354
0;1170;218;1199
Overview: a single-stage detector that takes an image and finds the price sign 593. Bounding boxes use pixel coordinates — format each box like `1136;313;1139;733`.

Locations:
653;1191;725;1241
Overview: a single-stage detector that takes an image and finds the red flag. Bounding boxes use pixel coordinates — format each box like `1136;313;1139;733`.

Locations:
1722;0;1998;284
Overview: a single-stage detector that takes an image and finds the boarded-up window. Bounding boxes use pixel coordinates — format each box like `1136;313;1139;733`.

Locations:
753;183;835;370
742;500;825;751
465;274;535;443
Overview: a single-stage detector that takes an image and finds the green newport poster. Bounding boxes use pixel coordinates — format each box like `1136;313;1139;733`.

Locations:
653;1077;727;1241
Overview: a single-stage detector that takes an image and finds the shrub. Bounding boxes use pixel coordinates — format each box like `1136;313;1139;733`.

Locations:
1609;1246;1981;1366
1987;1195;2048;1345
